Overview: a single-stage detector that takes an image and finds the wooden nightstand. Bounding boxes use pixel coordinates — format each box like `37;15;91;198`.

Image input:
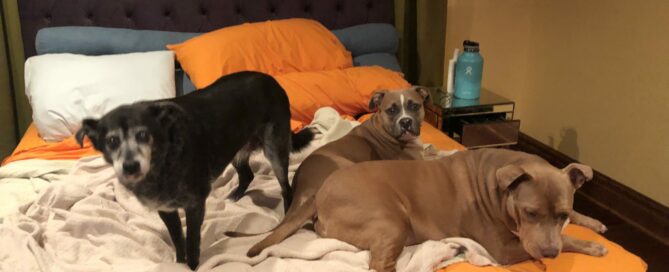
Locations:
424;88;520;148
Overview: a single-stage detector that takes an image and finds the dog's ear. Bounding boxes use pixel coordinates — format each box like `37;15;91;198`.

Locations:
76;119;99;148
562;163;593;190
148;102;187;145
496;164;530;191
148;102;184;126
368;90;388;111
414;86;431;104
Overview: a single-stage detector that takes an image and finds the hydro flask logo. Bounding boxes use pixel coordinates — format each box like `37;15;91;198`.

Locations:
466;66;473;75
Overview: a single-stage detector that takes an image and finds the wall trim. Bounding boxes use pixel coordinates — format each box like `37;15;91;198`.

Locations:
514;132;669;246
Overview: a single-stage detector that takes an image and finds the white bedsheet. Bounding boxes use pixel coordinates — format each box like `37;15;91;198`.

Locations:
0;159;76;219
0;107;494;272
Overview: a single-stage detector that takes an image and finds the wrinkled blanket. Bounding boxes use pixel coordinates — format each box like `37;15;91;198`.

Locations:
0;107;493;272
0;159;76;219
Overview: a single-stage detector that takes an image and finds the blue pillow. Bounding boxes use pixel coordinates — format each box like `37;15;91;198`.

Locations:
175;69;197;96
332;23;399;57
36;27;199;55
36;24;399;57
354;53;401;72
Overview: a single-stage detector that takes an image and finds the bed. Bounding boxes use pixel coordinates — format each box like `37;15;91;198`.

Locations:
0;0;646;271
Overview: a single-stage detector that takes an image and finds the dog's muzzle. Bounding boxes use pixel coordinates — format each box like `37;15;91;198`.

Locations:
118;160;146;184
397;117;419;140
123;161;140;175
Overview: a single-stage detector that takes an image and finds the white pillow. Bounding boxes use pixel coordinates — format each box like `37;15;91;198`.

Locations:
24;51;176;142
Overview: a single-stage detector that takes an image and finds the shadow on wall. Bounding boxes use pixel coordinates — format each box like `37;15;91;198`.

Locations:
548;128;580;160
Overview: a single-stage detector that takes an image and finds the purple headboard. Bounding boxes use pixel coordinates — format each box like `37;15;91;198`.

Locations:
18;0;394;57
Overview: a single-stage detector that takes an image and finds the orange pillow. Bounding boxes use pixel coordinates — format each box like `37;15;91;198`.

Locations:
168;18;353;89
276;66;410;128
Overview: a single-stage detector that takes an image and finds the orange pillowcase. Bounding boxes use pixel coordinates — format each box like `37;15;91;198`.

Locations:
168;18;353;89
276;66;410;130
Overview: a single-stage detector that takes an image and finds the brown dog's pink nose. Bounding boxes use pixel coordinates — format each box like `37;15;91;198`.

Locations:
541;248;559;258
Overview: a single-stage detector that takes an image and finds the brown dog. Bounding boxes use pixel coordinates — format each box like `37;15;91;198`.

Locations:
249;148;608;271
238;87;432;247
289;86;432;209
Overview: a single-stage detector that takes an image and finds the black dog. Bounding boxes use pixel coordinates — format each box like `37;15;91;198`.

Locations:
76;71;314;269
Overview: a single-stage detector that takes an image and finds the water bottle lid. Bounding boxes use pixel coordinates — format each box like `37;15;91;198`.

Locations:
463;40;480;52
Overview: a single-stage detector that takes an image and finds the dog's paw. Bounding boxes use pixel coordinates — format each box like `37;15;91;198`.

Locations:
597;223;608;233
585;242;608;257
187;259;199;271
579;217;607;233
307;126;320;135
247;247;262;258
588;219;608;233
229;189;245;201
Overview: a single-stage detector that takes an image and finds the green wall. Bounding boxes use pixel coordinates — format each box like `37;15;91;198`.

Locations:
396;0;446;87
1;0;27;159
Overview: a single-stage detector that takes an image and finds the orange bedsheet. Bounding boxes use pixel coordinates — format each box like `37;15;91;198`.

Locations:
419;121;465;151
1;123;99;166
440;225;646;272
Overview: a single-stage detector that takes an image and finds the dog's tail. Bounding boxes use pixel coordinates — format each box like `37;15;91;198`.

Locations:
245;196;317;257
224;229;266;238
291;127;315;152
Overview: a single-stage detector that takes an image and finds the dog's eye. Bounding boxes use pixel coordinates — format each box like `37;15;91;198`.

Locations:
106;136;120;150
525;210;538;219
408;101;421;111
136;131;149;143
558;213;569;222
386;104;398;115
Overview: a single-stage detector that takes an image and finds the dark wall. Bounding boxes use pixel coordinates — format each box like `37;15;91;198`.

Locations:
396;0;446;87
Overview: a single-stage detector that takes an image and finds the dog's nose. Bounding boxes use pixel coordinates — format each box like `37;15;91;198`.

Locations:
123;161;140;175
399;118;413;130
541;248;560;258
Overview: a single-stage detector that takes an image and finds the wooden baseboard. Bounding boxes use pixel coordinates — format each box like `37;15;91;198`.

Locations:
513;132;669;246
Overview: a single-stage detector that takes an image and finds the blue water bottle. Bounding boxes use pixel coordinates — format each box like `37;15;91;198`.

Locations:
454;40;483;99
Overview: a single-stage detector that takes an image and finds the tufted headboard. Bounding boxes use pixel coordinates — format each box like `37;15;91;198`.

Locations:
18;0;394;57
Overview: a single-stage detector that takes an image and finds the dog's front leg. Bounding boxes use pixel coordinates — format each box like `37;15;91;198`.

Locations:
569;210;607;233
561;235;608;257
159;211;186;263
185;201;206;270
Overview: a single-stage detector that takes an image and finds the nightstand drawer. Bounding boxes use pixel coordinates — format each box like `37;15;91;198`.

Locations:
424;110;442;130
461;120;520;148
